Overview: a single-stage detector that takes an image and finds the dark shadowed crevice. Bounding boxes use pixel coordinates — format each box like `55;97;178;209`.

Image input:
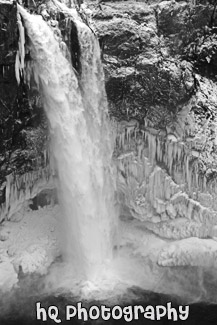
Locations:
70;20;81;74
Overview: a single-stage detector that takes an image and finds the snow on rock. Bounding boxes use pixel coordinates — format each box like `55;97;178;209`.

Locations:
0;248;18;292
0;204;60;291
158;237;217;267
0;261;18;292
144;218;215;240
13;245;49;274
121;219;167;262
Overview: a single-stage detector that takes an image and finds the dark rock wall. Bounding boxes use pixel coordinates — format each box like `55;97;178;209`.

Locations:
90;1;215;120
0;0;48;187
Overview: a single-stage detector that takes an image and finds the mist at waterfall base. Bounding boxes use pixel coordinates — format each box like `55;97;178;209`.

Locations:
2;4;217;325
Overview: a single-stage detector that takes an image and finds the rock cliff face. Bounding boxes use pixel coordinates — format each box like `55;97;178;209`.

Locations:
88;0;217;265
1;0;217;266
0;0;48;175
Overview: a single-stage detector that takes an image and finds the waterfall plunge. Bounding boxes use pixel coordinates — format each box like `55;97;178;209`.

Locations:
18;5;118;281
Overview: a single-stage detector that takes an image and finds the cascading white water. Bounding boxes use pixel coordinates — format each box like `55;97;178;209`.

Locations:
18;5;118;281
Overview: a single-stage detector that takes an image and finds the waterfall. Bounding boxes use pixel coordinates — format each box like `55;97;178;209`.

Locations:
17;5;118;281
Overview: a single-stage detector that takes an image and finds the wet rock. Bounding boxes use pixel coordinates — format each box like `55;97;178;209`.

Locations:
91;2;197;123
157;1;213;55
29;188;58;211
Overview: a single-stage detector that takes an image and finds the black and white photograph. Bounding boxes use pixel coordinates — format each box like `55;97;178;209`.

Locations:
1;0;217;323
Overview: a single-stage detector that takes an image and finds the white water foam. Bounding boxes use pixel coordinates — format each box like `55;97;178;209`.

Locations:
18;4;118;283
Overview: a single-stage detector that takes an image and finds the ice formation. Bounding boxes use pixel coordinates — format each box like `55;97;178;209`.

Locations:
115;117;217;269
0;163;54;223
116;119;213;215
15;11;25;84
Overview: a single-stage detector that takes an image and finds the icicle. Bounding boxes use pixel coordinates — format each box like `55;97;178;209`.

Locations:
195;162;199;189
66;17;70;28
15;52;20;84
148;133;157;164
185;154;190;190
126;127;130;143
167;142;173;174
0;166;55;221
163;141;167;166
134;128;138;140
137;142;143;160
203;176;207;192
156;138;161;162
15;12;25;84
165;176;171;200
177;145;182;161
